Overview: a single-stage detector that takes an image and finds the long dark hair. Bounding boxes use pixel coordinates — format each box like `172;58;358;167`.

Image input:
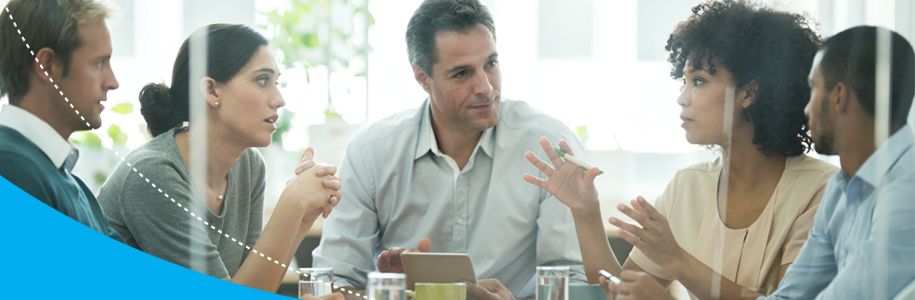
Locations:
139;23;268;136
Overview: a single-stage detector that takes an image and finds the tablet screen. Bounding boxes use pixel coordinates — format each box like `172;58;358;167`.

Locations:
401;252;477;290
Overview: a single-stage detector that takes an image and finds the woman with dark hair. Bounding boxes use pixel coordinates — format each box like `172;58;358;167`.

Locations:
98;24;342;298
524;1;836;299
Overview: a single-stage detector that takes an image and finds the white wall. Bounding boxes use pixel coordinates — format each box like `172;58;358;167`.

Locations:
0;0;900;230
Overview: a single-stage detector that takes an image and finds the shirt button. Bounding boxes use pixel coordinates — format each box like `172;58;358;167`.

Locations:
456;217;465;225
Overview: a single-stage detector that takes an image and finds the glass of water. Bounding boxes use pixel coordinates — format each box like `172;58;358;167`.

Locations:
536;266;570;300
299;267;334;299
367;272;406;300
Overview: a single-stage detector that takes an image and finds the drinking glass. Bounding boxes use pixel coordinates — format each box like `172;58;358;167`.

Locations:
536;266;570;300
299;267;334;299
367;272;407;300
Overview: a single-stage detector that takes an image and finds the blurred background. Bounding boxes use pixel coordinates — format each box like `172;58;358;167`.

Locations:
1;0;913;297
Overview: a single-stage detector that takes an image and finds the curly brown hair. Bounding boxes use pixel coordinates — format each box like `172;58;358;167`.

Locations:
666;0;820;156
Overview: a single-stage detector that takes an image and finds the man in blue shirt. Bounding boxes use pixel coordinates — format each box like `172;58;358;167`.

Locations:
762;26;915;299
0;0;120;239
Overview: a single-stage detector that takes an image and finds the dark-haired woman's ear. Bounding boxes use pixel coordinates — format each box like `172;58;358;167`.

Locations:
200;77;220;109
740;81;759;108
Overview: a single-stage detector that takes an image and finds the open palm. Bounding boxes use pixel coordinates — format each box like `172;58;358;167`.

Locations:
523;137;600;212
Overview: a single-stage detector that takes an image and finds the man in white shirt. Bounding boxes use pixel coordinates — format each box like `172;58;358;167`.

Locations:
0;0;120;238
313;0;586;299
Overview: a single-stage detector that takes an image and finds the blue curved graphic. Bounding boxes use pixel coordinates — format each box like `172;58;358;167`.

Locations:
0;175;290;299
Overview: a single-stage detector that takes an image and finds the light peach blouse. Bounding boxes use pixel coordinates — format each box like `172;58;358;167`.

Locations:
628;155;836;298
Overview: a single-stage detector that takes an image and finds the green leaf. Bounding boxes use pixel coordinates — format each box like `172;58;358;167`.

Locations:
576;125;589;146
93;171;108;186
324;108;342;120
110;102;133;115
107;124;128;145
301;32;319;48
272;109;295;145
77;132;103;149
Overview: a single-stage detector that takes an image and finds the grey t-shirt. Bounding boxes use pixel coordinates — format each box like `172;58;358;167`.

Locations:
98;127;265;278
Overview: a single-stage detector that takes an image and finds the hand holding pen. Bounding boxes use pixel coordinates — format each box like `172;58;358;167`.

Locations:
523;137;603;213
554;147;604;175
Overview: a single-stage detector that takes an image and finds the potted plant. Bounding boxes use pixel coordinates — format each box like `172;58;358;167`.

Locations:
262;0;373;164
263;0;372;120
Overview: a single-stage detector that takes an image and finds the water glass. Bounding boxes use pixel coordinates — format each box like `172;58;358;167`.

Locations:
536;266;570;300
299;267;334;299
367;272;407;300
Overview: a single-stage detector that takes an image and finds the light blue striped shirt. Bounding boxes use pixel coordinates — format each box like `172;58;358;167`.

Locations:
313;100;585;297
763;125;915;299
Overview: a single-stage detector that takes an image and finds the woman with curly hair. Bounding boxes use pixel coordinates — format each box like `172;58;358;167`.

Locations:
523;1;836;299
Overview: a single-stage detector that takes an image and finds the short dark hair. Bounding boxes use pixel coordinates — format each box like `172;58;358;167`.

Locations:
406;0;495;75
139;24;268;136
0;0;109;103
666;0;821;156
818;26;915;128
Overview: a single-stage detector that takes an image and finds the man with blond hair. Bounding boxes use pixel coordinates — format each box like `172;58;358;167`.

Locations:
0;0;119;238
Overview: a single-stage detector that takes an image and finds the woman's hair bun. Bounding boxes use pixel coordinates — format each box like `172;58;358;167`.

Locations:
139;83;181;136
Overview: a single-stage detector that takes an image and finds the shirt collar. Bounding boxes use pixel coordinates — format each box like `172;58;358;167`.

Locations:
414;99;495;160
0;104;77;171
854;124;914;187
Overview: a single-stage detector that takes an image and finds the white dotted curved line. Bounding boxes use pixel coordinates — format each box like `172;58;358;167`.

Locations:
4;7;368;299
116;155;288;267
6;11;92;129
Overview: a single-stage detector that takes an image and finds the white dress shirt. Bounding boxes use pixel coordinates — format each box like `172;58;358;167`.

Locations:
0;104;77;171
313;100;586;297
0;104;117;239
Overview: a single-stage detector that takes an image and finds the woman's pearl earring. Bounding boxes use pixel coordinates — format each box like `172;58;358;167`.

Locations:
214;101;220;108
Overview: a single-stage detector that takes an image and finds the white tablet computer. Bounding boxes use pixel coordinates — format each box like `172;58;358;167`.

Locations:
401;252;477;290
